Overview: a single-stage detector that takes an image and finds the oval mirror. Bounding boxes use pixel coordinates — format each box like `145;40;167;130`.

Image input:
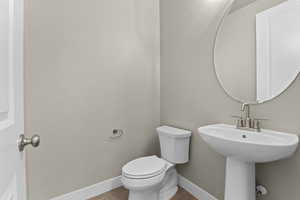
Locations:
214;0;300;104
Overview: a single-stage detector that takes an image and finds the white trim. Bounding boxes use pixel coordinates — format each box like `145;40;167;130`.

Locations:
178;175;218;200
49;174;218;200
50;176;122;200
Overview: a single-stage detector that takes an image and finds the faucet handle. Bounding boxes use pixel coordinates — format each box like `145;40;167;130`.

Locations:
252;118;268;132
253;119;261;132
231;115;244;128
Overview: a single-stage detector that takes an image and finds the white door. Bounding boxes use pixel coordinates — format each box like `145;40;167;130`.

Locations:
0;0;26;199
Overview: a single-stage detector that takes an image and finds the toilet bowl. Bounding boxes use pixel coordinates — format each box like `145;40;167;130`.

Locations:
121;126;191;200
122;156;178;200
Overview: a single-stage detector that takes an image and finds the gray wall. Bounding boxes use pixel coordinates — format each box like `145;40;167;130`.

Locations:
24;0;160;199
160;0;300;200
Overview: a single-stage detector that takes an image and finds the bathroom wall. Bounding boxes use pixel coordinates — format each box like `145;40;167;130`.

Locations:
160;0;300;200
24;0;160;199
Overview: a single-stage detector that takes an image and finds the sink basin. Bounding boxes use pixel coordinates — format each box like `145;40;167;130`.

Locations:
198;124;299;200
198;124;299;163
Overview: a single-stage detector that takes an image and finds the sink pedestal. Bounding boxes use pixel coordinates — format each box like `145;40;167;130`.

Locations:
225;158;255;200
198;124;299;200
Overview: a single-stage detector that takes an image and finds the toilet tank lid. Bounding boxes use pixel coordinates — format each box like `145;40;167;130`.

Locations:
157;126;191;138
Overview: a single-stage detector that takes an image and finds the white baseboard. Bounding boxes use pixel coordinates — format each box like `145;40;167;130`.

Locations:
50;174;218;200
178;175;218;200
50;176;122;200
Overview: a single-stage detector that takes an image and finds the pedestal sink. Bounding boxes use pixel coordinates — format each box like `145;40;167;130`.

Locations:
198;124;299;200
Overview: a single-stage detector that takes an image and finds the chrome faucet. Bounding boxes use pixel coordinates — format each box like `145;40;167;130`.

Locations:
241;103;250;118
233;103;262;132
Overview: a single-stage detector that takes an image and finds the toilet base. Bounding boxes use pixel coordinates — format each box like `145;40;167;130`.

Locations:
128;183;178;200
127;167;178;200
159;167;178;200
129;189;160;200
159;186;178;200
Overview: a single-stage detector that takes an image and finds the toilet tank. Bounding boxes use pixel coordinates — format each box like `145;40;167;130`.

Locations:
157;126;191;164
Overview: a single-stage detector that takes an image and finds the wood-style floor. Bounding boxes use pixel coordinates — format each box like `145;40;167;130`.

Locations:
89;187;198;200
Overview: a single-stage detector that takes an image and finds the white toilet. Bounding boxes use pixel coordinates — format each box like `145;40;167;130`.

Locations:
121;126;191;200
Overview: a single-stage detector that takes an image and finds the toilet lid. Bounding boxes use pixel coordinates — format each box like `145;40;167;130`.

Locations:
122;156;167;179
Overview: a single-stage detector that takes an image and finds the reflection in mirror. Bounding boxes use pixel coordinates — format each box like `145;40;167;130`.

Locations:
214;0;300;103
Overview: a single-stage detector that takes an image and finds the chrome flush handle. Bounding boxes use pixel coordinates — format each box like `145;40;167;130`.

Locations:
18;134;40;152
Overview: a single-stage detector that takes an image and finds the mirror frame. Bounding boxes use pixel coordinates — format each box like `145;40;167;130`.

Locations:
213;0;300;105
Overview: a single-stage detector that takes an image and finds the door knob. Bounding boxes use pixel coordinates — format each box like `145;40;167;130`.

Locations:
18;134;40;152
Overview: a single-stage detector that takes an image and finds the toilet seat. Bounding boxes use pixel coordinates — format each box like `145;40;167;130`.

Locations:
122;156;167;179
